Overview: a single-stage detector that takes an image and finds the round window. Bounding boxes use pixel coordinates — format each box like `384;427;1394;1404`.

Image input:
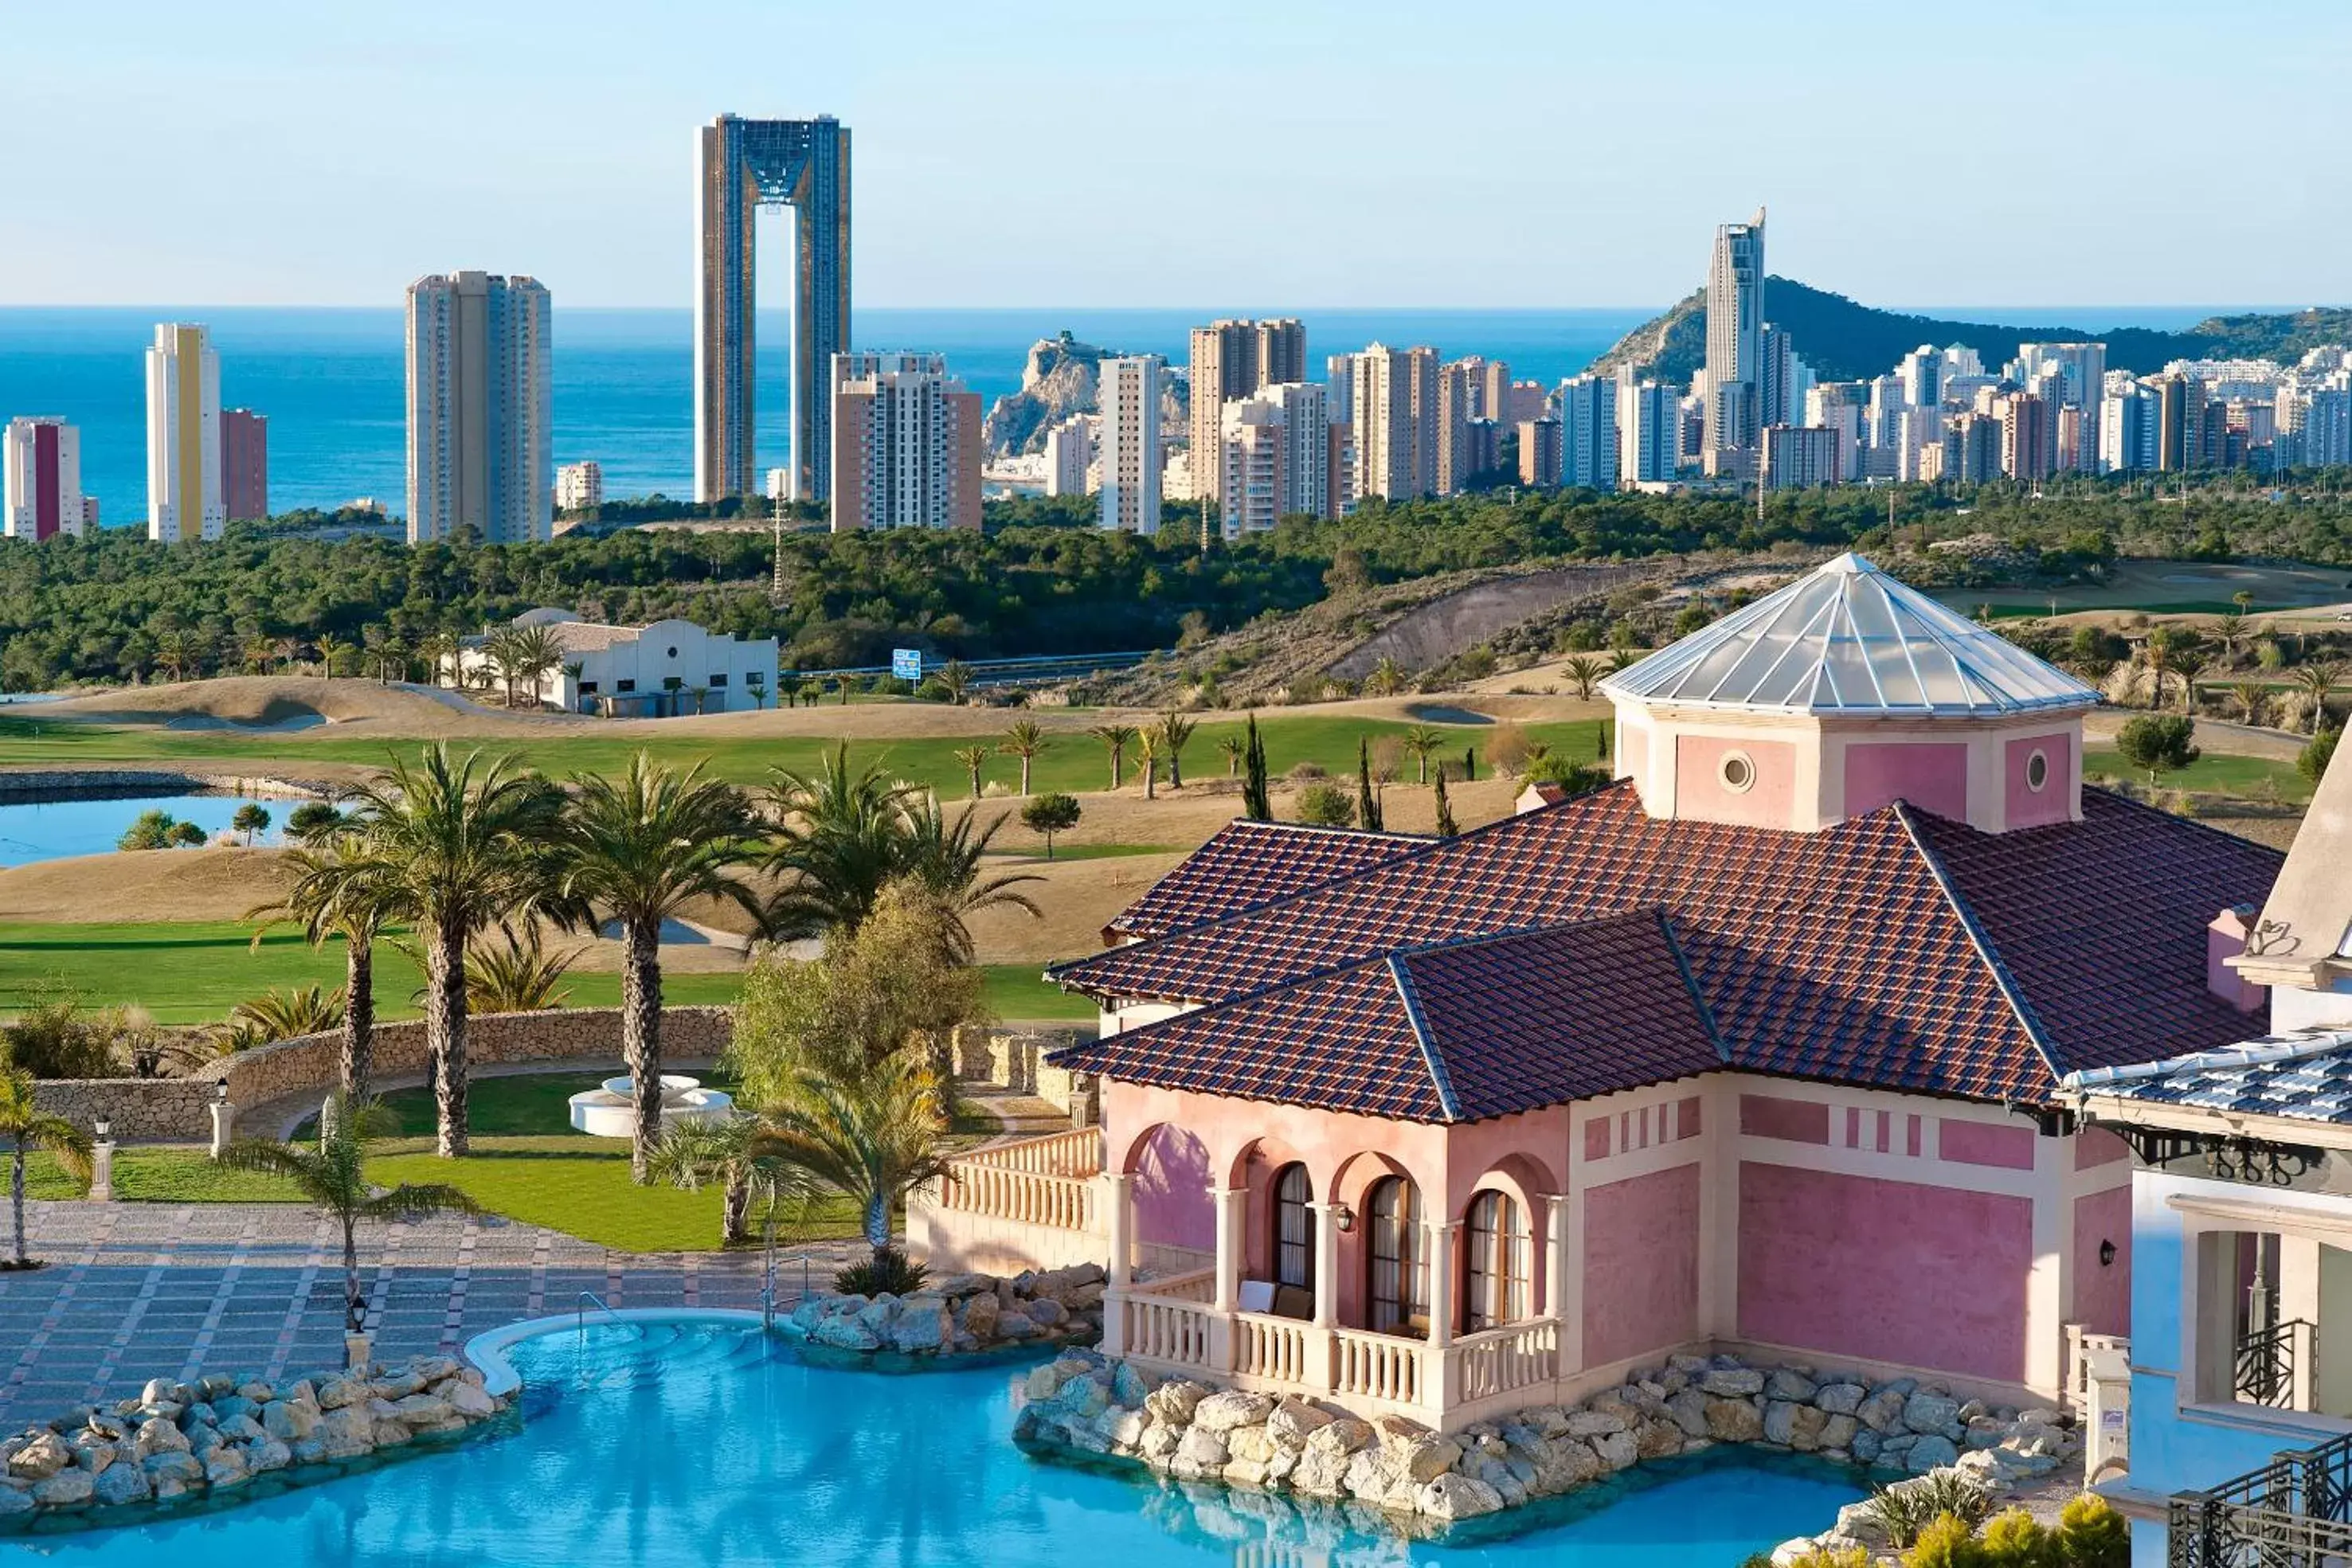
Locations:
1719;752;1756;793
2025;749;2050;792
667;646;679;659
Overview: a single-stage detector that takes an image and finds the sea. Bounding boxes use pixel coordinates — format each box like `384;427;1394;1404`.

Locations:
0;303;2248;527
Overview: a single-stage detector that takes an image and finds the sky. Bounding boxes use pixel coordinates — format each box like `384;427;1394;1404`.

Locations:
7;0;2350;311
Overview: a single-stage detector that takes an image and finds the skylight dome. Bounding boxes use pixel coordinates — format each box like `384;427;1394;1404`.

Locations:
1602;553;2098;717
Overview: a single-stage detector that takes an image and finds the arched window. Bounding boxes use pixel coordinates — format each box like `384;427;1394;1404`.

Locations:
1274;1163;1314;1292
1463;1190;1532;1331
1365;1175;1427;1334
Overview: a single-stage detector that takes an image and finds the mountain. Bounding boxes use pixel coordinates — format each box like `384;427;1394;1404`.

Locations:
980;332;1190;458
1584;277;2352;386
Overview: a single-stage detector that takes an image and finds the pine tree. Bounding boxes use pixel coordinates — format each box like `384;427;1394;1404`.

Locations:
1242;714;1271;821
1463;746;1477;782
1433;771;1458;837
1356;737;1383;832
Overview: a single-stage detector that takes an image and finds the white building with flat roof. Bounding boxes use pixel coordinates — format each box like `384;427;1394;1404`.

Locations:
146;323;223;542
1098;356;1163;534
448;608;778;717
3;416;86;541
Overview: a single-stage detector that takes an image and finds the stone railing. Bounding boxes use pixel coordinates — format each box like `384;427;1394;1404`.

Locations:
1451;1318;1560;1407
30;1007;734;1141
953;1127;1102;1179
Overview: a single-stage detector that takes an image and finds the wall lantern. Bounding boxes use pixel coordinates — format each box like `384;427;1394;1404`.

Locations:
93;1112;111;1141
216;1081;230;1105
2098;1239;2117;1268
1332;1204;1356;1234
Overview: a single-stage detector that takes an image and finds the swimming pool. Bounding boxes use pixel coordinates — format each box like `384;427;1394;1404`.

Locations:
6;1320;1865;1565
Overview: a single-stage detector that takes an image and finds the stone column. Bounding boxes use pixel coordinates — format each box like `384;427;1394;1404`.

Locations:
1100;1172;1134;1358
1544;1194;1571;1324
209;1096;236;1158
89;1136;115;1203
1307;1200;1340;1329
1210;1185;1247;1375
1426;1218;1457;1349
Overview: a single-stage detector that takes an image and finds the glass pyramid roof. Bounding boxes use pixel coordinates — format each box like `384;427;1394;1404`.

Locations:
1601;553;2098;716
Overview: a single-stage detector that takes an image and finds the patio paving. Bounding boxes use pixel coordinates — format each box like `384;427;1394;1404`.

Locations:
0;1200;863;1431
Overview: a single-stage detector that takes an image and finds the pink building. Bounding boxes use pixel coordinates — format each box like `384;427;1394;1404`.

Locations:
221;408;268;522
2;416;85;541
920;554;2279;1430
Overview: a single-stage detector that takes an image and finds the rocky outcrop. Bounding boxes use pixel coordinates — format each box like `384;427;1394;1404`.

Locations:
1012;1347;2083;1533
981;333;1188;458
785;1265;1106;1357
0;1355;512;1526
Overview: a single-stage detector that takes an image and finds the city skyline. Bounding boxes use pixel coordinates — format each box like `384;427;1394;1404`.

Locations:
6;1;2349;311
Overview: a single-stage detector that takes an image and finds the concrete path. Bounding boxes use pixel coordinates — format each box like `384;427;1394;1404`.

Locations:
0;1200;863;1433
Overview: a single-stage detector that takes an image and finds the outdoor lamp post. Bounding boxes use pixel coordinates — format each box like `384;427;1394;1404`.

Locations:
209;1081;235;1158
90;1112;115;1202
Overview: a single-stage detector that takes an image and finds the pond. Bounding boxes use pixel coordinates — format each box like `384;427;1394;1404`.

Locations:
0;792;296;866
1403;703;1496;726
6;1320;1867;1565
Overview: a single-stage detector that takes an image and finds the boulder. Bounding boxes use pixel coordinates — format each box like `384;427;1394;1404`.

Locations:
91;1462;151;1505
1026;1296;1070;1329
1145;1379;1210;1425
1820;1414;1859;1451
445;1382;497;1419
1170;1425;1229;1480
132;1419;190;1460
1106;1409;1149;1449
1055;1376;1109;1420
1289;1445;1352;1498
1224;1425;1278;1466
216;1414;265;1444
245;1438;292;1474
1416;1472;1505;1521
1704;1398;1764;1443
313;1376;365;1412
68;1438;115;1475
372;1421;415;1449
1907;1436;1960;1473
1698;1368;1764;1397
994;1311;1039;1340
138;1378;175;1409
261;1400;319;1442
391;1393;453;1426
1388;1433;1462;1484
961;1293;1001;1339
1109;1363;1153;1407
1266;1398;1333;1451
1636;1420;1686;1460
30;1469;94;1507
7;1432;69;1480
1193;1391;1277;1434
1854;1388;1909;1433
1564;1410;1626;1437
316;1405;377;1459
202;1448;250;1489
890;1303;949;1355
1665;1389;1712;1439
812;1316;882;1352
1903;1392;1962;1435
1304;1417;1374;1459
235;1382;274;1404
1764;1370;1819;1402
141;1451;203;1484
1591;1429;1640;1472
1814;1382;1866;1416
1137;1423;1181;1463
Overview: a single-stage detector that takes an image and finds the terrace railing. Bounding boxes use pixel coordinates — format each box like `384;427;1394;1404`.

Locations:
934;1128;1106;1233
2236;1318;2316;1410
1450;1318;1560;1406
1332;1326;1425;1408
2169;1425;2352;1566
953;1127;1103;1179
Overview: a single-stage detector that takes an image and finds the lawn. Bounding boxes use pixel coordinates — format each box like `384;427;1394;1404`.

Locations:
0;920;1087;1024
0;710;1603;800
2083;748;2312;801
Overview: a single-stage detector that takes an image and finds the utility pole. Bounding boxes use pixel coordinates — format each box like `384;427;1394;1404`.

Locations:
771;489;789;600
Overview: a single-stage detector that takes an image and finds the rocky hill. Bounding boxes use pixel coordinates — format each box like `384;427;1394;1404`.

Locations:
982;332;1189;457
1586;278;2352;385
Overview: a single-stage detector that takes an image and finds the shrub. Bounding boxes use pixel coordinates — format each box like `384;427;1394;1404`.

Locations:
2054;1494;2127;1568
1285;760;1327;783
170;821;209;847
1525;754;1611;793
836;1247;928;1297
1865;1473;1998;1548
1;999;122;1078
2300;728;2339;785
118;808;182;851
1978;1509;2054;1566
1904;1514;1988;1568
1293;782;1355;827
285;800;346;842
1485;721;1533;776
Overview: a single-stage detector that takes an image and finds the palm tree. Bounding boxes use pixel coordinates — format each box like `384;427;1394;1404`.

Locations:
248;843;395;1101
1135;726;1161;801
154;629;197;684
761;743;925;939
1000;719;1048;796
343;745;567;1156
648;1116;812;1249
463;925;583;1014
748;1045;952;1272
1561;655;1607;702
1;1067;91;1268
891;802;1043;963
240;635;276;675
416;631;460;689
950;745;990;801
315;632;352;679
1399;725;1445;785
2296;663;2338;735
1155;712;1198;788
505;622;567;710
1088;724;1138;790
556;753;761;1183
1217;735;1246;778
935;660;973;706
217;1098;479;1336
2170;650;2210;714
2143;627;2182;710
226;984;345;1041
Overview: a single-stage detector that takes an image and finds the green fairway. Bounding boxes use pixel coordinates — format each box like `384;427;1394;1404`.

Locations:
2084;747;2312;801
25;1146;304;1202
0;710;1603;798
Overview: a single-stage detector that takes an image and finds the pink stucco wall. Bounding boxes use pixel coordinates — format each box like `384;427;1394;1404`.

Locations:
1132;1124;1213;1251
1844;741;1969;821
2205;909;2268;1012
1937;1119;2037;1171
1618;718;1647;788
2072;1185;2131;1337
1673;734;1796;829
1740;1094;1830;1145
2002;733;2075;830
2074;1127;2128;1171
1737;1162;2031;1382
1582;1162;1700;1367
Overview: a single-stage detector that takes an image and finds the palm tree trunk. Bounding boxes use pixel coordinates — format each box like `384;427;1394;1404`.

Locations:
866;1191;890;1261
623;917;663;1185
11;1143;25;1267
426;917;470;1158
721;1171;749;1248
343;1215;364;1333
1019;757;1031;796
1111;751;1122;790
342;935;374;1101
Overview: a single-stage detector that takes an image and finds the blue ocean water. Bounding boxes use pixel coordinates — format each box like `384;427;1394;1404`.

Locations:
5;1320;1865;1565
0;303;2252;527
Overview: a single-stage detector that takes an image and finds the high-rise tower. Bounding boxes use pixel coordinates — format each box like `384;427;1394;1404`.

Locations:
695;114;851;505
405;272;552;545
1703;207;1766;467
145;323;222;542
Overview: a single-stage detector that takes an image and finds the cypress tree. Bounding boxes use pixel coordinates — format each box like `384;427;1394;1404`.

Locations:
1433;770;1458;837
1356;736;1383;831
1241;714;1271;821
1463;746;1476;782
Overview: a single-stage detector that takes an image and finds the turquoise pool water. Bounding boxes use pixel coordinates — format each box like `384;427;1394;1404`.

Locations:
6;1323;1865;1564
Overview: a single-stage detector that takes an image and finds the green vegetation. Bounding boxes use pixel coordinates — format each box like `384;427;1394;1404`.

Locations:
25;1145;301;1202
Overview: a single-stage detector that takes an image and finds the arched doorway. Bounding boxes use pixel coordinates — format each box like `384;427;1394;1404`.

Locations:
1273;1163;1314;1293
1463;1189;1532;1331
1364;1175;1427;1334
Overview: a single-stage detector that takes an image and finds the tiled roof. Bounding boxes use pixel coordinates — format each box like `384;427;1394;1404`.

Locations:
1052;784;2281;1110
1051;912;1725;1123
1104;819;1430;940
2064;1030;2352;1127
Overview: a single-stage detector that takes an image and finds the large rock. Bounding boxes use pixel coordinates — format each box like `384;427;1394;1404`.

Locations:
1305;1417;1373;1459
202;1448;250;1489
1698;1368;1765;1397
1289;1445;1352;1497
812;1316;882;1352
1855;1388;1909;1433
1416;1472;1505;1521
961;1292;1000;1339
1193;1391;1278;1434
1591;1429;1640;1472
141;1450;203;1484
1635;1420;1686;1459
132;1418;190;1460
261;1399;319;1441
30;1469;94;1507
890;1302;949;1354
1907;1436;1960;1473
1266;1398;1333;1451
1145;1380;1210;1425
1665;1389;1712;1439
1564;1410;1626;1437
7;1432;69;1480
317;1405;377;1459
1055;1376;1109;1420
92;1462;151;1505
1903;1392;1962;1435
1764;1370;1819;1402
1170;1425;1230;1480
1814;1382;1866;1416
1704;1398;1764;1443
245;1437;292;1474
1389;1433;1463;1484
445;1382;497;1419
1026;1297;1070;1329
1528;1437;1601;1495
0;1486;31;1520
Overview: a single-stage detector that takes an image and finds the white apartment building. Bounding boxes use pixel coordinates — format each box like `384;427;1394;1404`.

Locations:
1350;343;1438;501
405;272;553;545
1759;424;1842;491
1216;381;1332;538
1043;414;1097;497
1804;383;1866;481
451;608;778;717
1098;356;1162;534
146;323;223;542
1616;379;1680;486
827;352;982;532
555;460;604;512
1556;373;1617;491
2;416;86;541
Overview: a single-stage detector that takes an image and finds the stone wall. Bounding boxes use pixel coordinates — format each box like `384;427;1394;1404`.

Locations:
32;1007;734;1142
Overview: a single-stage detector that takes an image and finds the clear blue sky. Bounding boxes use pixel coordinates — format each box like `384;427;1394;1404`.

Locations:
8;0;2346;310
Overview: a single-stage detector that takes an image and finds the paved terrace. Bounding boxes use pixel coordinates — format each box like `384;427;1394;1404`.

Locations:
0;1201;867;1429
